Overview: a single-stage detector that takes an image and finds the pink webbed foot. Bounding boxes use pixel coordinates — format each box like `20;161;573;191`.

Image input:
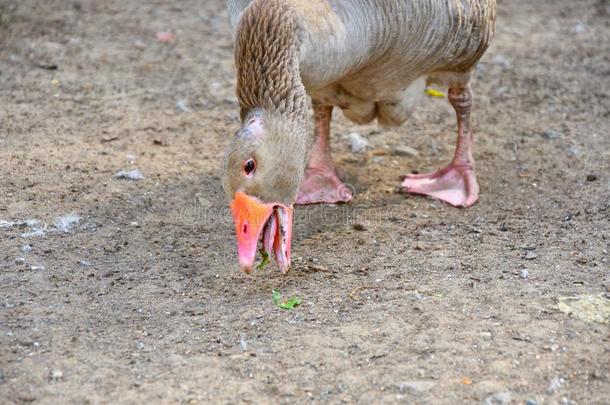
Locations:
399;163;479;207
296;167;353;205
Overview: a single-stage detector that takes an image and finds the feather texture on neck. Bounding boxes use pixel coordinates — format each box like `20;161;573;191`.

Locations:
234;0;307;123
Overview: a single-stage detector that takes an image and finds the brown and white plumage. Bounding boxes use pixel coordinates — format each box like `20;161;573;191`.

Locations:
223;0;496;273
228;0;495;122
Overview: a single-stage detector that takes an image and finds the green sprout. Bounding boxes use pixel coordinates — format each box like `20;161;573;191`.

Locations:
256;250;270;270
272;289;301;310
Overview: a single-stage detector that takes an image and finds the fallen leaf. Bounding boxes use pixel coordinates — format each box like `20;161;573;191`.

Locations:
557;294;610;325
425;88;446;98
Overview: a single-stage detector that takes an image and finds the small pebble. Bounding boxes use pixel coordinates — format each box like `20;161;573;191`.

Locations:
541;130;561;140
482;392;511;405
547;377;564;394
21;244;32;253
397;381;435;395
49;369;64;382
570;23;586;34
520;269;529;279
352;223;366;231
564;212;576;222
523;251;537;260
494;86;509;97
392;146;419;157
566;146;582;157
176;99;192;113
490;54;511;68
526;400;538;405
499;223;508;232
586;174;598;182
114;169;144;181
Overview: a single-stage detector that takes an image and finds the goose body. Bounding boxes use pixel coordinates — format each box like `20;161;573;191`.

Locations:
223;0;496;273
229;0;495;125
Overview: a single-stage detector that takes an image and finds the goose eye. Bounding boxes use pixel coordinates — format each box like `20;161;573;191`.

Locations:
243;159;256;176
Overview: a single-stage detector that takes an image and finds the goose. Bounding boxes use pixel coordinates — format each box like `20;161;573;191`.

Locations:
222;0;496;273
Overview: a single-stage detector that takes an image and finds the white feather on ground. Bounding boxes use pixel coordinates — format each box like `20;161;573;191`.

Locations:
2;214;81;237
20;220;46;238
345;132;368;153
54;213;80;233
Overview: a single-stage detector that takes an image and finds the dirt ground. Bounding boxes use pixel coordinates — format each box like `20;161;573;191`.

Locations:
1;0;609;403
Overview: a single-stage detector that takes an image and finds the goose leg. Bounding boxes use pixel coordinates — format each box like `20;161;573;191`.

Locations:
399;85;479;207
296;103;353;205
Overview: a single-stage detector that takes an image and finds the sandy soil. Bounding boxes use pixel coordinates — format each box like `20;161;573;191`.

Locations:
1;0;609;403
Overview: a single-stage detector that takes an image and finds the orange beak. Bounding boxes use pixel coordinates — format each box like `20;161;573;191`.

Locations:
230;191;293;274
